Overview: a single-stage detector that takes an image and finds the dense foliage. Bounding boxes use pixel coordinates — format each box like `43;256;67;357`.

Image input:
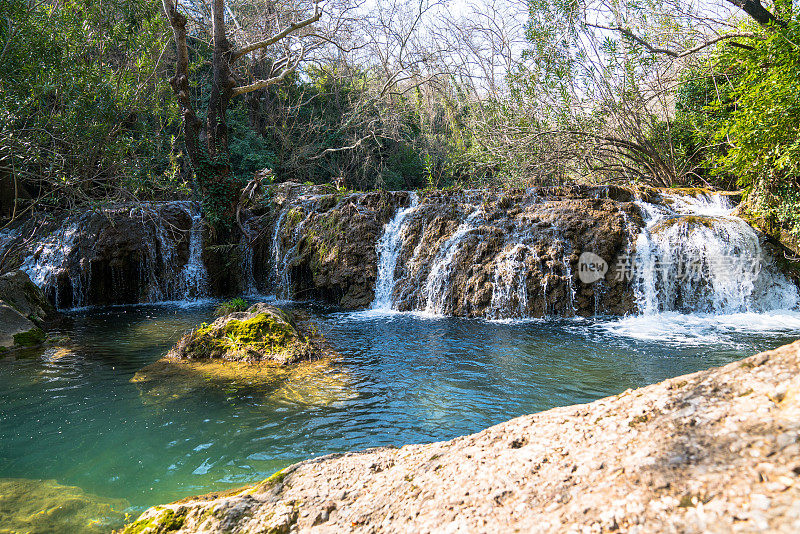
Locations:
0;0;182;210
672;17;800;240
1;0;798;243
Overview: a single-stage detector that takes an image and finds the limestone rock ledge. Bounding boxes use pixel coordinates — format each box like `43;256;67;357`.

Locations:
122;340;800;533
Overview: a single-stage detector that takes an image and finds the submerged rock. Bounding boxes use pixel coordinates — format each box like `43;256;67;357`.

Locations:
167;304;315;364
0;477;128;534
132;358;355;406
125;340;800;533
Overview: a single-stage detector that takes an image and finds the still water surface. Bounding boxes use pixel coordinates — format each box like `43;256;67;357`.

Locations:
1;302;799;527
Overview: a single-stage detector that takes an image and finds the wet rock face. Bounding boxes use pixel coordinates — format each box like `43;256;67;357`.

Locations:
389;191;643;317
252;182;409;308
0;270;54;350
3;202;203;308
0;270;57;326
255;184;644;317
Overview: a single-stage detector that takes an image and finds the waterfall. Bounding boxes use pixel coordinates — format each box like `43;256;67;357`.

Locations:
270;208;288;290
488;244;531;319
178;210;209;299
632;192;799;314
371;193;419;310
422;208;482;314
271;206;314;298
20;221;82;308
240;217;258;296
18;202;211;308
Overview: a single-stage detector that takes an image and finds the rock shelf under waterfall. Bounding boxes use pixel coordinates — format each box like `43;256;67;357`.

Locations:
0;183;797;319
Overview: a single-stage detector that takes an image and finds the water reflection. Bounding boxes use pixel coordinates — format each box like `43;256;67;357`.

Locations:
0;302;797;527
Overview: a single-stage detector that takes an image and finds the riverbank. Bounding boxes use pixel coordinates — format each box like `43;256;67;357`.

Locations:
124;339;800;533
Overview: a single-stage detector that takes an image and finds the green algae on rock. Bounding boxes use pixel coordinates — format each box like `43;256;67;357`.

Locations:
0;301;44;350
0;477;129;534
131;304;354;406
167;304;314;364
131;357;356;406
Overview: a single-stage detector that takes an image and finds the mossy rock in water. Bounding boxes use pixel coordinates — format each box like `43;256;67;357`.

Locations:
0;300;48;349
132;304;352;405
168;304;313;364
650;215;718;235
0;477;129;533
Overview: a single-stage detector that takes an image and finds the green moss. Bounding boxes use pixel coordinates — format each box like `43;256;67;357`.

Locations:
248;468;289;493
286;208;305;228
188;312;308;362
221;314;295;348
122;508;186;534
214;297;249;317
13;327;46;347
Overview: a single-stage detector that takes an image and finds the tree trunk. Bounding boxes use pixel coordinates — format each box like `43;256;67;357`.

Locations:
208;0;233;160
163;0;239;228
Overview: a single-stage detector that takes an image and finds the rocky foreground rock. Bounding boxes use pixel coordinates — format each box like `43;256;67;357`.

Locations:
0;270;56;350
123;340;800;533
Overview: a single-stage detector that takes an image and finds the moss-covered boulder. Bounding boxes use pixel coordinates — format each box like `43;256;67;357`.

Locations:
0;270;57;326
167;304;315;364
132;304;350;405
0;300;45;350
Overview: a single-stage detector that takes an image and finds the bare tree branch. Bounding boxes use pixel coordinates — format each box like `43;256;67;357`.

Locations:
231;8;321;62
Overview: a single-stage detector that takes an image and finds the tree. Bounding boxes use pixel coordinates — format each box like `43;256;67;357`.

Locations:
161;0;321;227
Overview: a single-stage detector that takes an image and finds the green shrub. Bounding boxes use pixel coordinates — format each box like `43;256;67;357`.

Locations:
214;297;249;317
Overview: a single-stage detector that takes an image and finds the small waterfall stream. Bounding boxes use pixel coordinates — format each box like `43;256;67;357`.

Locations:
178;211;209;299
15;202;211;308
422;208;483;314
20;221;83;308
488;244;531;319
371;193;419;310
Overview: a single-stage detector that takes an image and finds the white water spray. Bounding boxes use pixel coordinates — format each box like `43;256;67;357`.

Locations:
632;192;798;314
423;208;482;314
488;244;531;318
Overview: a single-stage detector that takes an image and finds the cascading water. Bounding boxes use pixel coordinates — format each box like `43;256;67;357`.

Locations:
488;244;531;319
422;208;482;314
18;202;212;308
178;210;209;299
20;221;82;308
270;209;288;290
371;193;419;310
270;204;315;298
239;217;258;296
631;193;799;314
